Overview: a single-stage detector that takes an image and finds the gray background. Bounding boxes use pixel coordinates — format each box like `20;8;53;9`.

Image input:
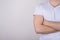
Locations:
0;0;47;40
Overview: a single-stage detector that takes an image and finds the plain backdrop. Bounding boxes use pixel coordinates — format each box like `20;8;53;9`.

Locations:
0;0;47;40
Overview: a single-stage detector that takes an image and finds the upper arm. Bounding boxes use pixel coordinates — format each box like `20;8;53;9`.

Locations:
33;4;44;32
33;4;44;25
33;15;44;26
33;15;44;32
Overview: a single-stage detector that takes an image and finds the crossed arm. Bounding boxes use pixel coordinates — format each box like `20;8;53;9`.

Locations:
33;15;60;34
43;19;60;31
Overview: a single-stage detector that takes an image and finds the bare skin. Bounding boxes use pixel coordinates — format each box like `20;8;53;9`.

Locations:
33;0;60;34
33;15;57;34
43;19;60;31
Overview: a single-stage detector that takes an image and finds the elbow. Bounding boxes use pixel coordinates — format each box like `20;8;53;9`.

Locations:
35;28;49;34
35;31;42;34
35;29;43;34
35;30;49;34
35;30;44;34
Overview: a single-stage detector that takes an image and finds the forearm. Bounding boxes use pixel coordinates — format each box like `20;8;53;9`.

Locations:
36;24;57;34
43;20;60;30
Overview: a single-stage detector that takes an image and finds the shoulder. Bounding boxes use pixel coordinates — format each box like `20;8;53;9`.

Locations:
35;3;47;9
33;3;48;16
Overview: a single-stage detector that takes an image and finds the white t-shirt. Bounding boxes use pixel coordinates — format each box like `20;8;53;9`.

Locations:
33;2;60;40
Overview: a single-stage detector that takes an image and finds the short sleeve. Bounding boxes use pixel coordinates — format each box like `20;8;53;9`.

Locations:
33;4;44;16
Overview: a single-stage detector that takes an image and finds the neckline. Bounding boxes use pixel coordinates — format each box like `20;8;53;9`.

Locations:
48;1;60;9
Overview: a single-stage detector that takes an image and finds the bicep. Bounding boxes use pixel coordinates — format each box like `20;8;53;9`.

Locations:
33;15;44;26
33;15;44;32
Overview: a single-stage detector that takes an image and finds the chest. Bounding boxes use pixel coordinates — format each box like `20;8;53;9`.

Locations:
43;7;60;22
